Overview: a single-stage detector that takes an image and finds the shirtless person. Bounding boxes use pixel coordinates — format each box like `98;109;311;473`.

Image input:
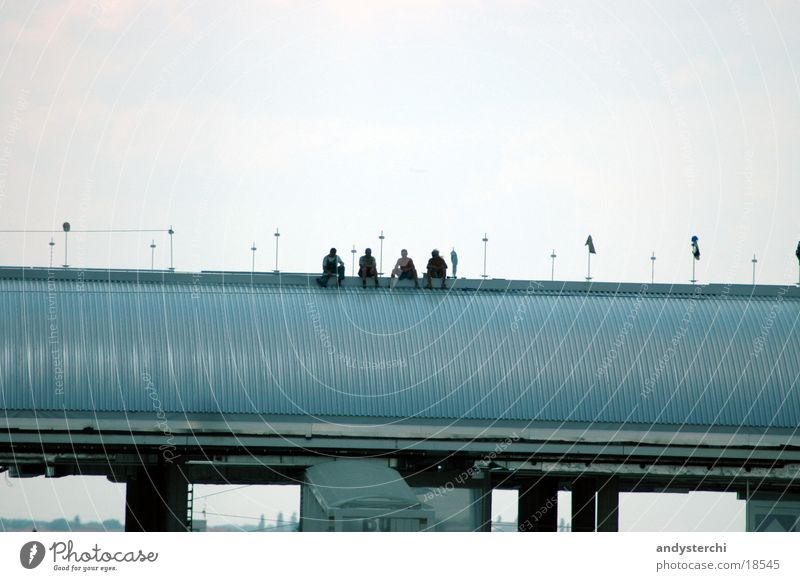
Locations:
389;249;419;289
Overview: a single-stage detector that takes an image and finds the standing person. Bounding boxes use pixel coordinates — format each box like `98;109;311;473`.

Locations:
390;249;419;289
317;248;345;287
450;248;458;278
426;249;448;289
358;248;379;288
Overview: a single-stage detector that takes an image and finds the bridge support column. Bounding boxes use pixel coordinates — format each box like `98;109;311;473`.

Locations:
478;474;493;532
518;476;558;532
596;477;620;532
571;477;597;532
125;463;190;532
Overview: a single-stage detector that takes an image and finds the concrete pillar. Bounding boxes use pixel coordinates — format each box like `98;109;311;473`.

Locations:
571;477;596;532
479;475;493;532
518;476;558;532
596;477;620;532
125;463;190;532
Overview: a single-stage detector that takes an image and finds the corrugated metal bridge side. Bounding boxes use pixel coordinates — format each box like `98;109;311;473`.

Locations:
2;269;798;429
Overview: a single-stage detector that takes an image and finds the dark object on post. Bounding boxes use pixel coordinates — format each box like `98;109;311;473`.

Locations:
691;236;701;260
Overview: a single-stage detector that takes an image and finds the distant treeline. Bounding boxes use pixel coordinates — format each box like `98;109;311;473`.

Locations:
0;517;297;532
0;517;123;532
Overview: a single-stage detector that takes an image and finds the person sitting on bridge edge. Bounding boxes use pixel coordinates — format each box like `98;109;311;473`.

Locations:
317;248;345;287
426;249;448;289
358;248;379;288
390;249;419;289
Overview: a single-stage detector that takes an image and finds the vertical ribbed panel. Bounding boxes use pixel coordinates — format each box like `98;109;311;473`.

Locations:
1;279;798;428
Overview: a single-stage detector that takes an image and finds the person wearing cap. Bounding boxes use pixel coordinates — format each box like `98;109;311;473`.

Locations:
317;248;346;287
425;249;448;289
358;248;379;288
390;249;419;289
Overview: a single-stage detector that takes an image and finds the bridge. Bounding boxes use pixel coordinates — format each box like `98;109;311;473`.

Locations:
1;266;798;531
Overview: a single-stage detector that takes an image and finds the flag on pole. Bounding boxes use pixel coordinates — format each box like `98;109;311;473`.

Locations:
691;235;700;260
585;235;596;254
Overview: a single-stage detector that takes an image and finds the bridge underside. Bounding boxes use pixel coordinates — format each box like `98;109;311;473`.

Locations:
2;413;799;532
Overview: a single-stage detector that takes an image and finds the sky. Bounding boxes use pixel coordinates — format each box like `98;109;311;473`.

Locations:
0;1;798;283
1;1;798;530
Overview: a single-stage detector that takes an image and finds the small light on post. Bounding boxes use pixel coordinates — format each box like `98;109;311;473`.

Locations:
481;233;489;279
273;228;280;273
62;222;71;268
650;252;656;284
168;226;175;271
378;230;385;276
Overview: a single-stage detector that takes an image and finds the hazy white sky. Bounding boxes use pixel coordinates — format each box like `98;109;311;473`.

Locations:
1;1;797;530
0;1;798;283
